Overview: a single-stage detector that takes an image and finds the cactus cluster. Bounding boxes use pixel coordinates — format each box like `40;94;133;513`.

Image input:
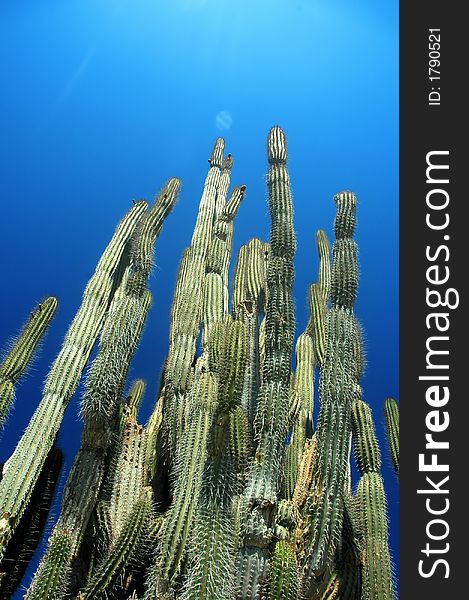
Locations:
0;126;397;599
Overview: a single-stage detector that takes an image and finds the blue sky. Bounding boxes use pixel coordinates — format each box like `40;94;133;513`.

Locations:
0;1;398;595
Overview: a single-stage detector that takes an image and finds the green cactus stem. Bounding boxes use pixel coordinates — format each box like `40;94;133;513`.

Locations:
268;541;299;600
0;199;147;562
26;180;179;596
108;414;148;543
25;531;72;600
306;284;327;366
232;239;267;435
81;488;152;600
384;397;399;477
281;334;315;502
166;139;226;399
149;371;218;592
0;296;57;428
354;472;393;600
246;126;296;504
352;399;381;475
351;396;393;600
292;434;317;510
302;191;360;583
316;229;331;303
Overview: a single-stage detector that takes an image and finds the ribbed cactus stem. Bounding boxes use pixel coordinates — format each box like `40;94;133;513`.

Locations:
316;229;331;303
232;239;267;433
0;447;62;599
26;182;177;594
352;399;381;475
0;200;147;560
81;178;179;427
144;394;164;486
351;395;393;598
0;296;57;428
246;126;296;504
82;487;152;599
181;462;237;600
237;127;295;600
268;541;299;600
230;405;250;476
181;317;248;600
303;191;360;583
127;379;146;420
108;414;147;542
25;531;72;600
307;283;326;366
282;335;315;501
384;397;399;477
164;141;226;457
151;372;218;590
204;185;245;329
292;434;317;509
355;473;393;600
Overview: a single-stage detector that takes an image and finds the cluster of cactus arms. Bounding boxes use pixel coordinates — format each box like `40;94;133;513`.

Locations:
0;126;397;599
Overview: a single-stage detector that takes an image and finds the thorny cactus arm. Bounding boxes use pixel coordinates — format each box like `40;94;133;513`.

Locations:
316;229;331;302
81;488;153;600
238;126;296;600
25;531;72;600
180;320;248;600
148;371;218;594
26;179;179;597
165;139;225;406
281;334;314;502
268;541;299;600
203;184;246;346
0;447;63;598
384;397;399;477
302;191;360;583
351;398;393;600
232;239;267;435
0;296;57;428
0;200;147;561
246;126;296;503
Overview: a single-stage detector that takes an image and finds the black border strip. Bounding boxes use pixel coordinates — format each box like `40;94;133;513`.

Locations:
400;3;465;597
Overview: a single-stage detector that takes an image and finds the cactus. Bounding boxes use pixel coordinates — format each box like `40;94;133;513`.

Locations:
232;238;267;434
302;192;360;583
384;397;399;477
351;397;393;600
268;541;300;600
26;180;179;596
0;129;396;600
0;199;147;560
82;488;152;599
0;296;57;428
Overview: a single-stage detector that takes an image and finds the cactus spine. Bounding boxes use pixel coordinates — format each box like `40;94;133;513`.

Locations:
0;296;57;428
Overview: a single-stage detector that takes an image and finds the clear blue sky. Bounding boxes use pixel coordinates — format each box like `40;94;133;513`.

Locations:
0;1;398;595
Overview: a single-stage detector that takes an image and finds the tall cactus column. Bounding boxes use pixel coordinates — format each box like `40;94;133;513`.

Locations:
351;399;394;600
237;126;296;599
303;191;361;585
164;139;226;457
0;296;57;429
26;180;179;598
0;200;147;561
